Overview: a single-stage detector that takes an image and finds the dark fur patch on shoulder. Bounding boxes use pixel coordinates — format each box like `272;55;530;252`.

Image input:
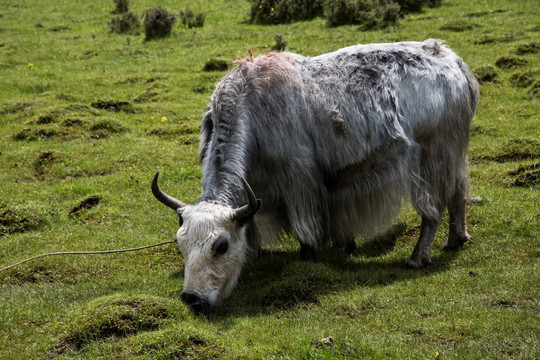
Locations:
199;111;213;162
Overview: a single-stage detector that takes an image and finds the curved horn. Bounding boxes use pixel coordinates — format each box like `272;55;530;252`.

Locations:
232;178;259;221
151;172;187;211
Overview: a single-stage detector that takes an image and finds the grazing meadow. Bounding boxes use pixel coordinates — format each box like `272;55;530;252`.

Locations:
0;0;538;358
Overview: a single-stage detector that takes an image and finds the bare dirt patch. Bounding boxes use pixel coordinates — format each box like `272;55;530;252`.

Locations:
33;151;56;179
52;294;185;352
91;100;134;113
495;55;528;69
473;139;540;163
148;124;199;138
118;328;223;359
0;102;31;115
473;64;498;83
203;58;228;71
509;163;539;187
12;126;76;141
133;88;160;103
49;25;70;32
258;262;342;309
0;202;43;236
0;263;79;285
440;19;477;32
474;35;495;45
69;196;101;217
513;42;539;55
529;80;540;96
509;70;539;88
61;118;87;127
89;119;127;139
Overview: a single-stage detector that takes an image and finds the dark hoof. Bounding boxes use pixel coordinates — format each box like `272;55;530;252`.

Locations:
344;242;358;256
444;235;469;251
404;256;432;269
300;243;317;262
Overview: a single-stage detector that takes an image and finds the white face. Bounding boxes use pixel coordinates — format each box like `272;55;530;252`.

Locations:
176;202;248;311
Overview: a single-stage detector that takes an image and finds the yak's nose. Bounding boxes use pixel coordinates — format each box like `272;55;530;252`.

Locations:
180;291;213;315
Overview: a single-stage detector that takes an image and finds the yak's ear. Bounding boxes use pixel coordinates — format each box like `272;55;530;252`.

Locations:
238;199;261;227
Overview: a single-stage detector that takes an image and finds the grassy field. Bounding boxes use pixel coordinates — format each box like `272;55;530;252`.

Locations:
0;0;538;358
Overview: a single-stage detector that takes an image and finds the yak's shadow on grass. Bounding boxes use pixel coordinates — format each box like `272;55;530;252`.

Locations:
211;223;460;319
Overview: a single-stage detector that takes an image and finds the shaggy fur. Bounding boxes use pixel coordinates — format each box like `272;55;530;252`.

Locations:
174;39;478;309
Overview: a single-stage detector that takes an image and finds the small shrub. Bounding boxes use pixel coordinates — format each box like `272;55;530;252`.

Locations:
473;64;498;83
272;33;287;51
109;11;141;34
325;0;400;29
203;58;228;72
495;55;527;69
143;7;176;41
373;1;401;28
249;0;325;25
397;0;442;13
324;0;354;27
112;0;129;14
180;7;206;28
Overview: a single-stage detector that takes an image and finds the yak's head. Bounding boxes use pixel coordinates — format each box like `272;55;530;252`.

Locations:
151;172;259;315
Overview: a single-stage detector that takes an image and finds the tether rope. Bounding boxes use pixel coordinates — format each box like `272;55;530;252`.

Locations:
0;239;176;273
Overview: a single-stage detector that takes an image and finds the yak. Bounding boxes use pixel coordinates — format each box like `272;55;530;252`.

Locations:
152;39;479;314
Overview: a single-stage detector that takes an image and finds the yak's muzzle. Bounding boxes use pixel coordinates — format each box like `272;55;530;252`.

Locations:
180;291;213;315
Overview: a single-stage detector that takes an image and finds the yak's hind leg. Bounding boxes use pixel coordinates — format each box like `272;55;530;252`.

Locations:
406;141;445;268
407;127;470;267
445;175;470;250
405;217;439;268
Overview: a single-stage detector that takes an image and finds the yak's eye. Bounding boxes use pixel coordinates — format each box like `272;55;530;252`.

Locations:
213;235;229;255
178;215;183;227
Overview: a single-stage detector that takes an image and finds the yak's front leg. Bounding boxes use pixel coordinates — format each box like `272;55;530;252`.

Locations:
405;217;440;268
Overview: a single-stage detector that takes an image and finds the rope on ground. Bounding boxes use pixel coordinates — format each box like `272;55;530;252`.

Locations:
0;239;176;273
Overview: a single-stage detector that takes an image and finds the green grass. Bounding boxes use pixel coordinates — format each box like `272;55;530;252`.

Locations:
1;0;539;359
